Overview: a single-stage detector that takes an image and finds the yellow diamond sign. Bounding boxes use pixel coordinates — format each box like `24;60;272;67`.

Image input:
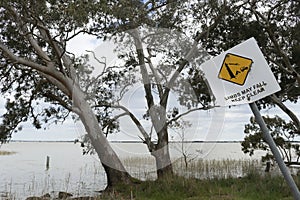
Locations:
218;53;253;86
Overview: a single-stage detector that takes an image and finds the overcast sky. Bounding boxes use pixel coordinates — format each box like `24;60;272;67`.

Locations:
3;33;300;142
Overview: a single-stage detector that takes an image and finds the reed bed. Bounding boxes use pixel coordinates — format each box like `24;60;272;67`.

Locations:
121;156;273;181
174;158;263;179
122;156;157;181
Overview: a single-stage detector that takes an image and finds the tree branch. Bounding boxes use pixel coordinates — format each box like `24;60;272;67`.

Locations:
145;55;163;98
43;92;72;112
160;8;225;107
7;7;51;62
270;94;300;131
36;22;67;75
0;42;72;97
249;3;300;85
167;106;214;125
95;103;156;150
129;29;155;109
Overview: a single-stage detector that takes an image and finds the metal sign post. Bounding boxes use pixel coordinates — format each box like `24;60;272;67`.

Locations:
249;102;300;200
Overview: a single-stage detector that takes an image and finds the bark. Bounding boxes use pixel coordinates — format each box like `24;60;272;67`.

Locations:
152;152;173;178
72;85;132;189
151;127;173;178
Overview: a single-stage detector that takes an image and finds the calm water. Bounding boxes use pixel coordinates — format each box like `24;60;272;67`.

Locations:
0;142;264;199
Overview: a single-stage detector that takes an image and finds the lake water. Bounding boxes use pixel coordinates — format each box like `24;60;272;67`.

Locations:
0;141;265;199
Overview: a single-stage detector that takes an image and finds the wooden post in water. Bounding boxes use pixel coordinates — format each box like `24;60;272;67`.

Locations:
46;156;50;170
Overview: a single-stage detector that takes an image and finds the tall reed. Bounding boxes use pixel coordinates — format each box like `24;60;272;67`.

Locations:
122;156;268;180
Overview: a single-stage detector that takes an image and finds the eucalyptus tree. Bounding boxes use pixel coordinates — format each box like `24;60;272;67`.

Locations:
242;115;300;165
84;0;233;178
240;0;300;159
0;0;133;189
198;0;300;159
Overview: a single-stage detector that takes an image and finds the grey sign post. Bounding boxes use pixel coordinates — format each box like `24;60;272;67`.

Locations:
249;102;300;199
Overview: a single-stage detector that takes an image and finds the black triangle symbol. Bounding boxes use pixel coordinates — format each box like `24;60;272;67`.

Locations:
225;63;236;79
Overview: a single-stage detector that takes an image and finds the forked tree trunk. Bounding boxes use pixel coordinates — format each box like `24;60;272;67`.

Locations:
73;86;132;189
131;29;173;179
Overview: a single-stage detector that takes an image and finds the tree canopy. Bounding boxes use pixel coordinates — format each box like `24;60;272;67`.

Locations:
202;0;300;162
0;0;299;187
0;0;134;188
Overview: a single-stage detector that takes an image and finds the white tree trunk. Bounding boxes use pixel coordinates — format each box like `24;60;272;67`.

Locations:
72;84;131;188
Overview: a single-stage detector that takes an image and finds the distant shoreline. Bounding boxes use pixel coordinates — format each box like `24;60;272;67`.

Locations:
8;140;300;143
9;140;243;143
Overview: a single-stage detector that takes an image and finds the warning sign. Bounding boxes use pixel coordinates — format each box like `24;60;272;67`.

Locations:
200;37;281;106
218;53;253;86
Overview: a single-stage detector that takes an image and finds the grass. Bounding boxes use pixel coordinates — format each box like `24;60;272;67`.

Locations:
98;158;296;200
100;172;295;200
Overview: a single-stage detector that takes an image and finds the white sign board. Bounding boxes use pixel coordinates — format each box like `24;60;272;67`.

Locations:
200;37;281;106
